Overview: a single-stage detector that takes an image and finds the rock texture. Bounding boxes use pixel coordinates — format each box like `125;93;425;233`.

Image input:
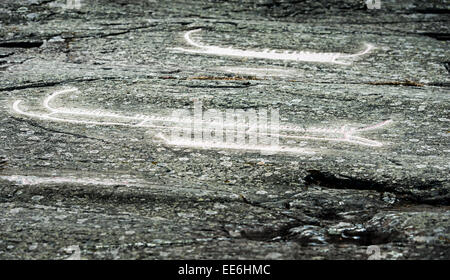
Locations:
0;0;449;259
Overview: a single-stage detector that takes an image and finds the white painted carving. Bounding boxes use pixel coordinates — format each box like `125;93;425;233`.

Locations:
173;29;374;65
12;88;392;154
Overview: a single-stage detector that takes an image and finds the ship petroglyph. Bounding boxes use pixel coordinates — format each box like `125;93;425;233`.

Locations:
12;88;392;154
172;29;375;65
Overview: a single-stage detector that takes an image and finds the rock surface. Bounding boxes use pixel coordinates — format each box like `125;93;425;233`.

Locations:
0;0;449;259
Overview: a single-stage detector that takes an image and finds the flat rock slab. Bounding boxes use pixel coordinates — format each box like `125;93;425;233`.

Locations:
0;0;449;259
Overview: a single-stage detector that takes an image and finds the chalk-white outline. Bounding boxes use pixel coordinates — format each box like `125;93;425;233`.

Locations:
172;29;374;65
12;88;392;153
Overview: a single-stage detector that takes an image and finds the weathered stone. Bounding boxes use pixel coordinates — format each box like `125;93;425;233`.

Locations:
0;0;448;259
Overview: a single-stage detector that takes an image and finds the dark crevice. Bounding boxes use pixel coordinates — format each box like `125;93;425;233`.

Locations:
427;82;450;87
0;77;119;92
419;32;450;41
414;8;450;14
62;25;158;40
444;62;450;74
0;52;14;58
304;170;448;206
0;41;44;48
0;157;6;170
10;116;110;144
32;0;57;6
0;81;77;92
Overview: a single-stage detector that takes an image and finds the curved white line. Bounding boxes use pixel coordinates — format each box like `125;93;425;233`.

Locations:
356;119;393;132
43;88;78;113
173;29;374;65
12;89;390;148
183;29;205;48
337;43;375;59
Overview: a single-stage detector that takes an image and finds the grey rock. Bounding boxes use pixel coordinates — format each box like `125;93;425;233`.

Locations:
0;0;448;259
